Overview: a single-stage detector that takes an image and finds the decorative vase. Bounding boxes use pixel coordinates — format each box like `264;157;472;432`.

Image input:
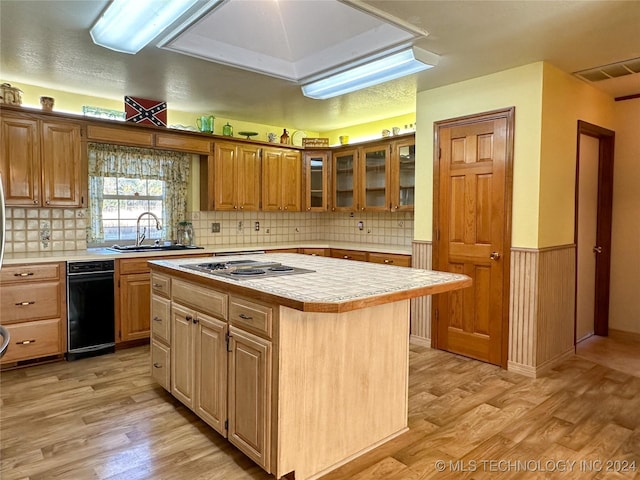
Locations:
222;122;233;136
280;128;290;144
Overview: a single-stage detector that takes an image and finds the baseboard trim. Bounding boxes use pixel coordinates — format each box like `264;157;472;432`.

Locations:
609;328;640;342
535;348;575;377
507;361;536;378
409;335;431;348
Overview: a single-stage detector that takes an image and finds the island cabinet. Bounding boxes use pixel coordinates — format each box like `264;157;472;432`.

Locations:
201;141;261;211
1;112;84;207
146;253;470;480
0;262;67;365
262;147;302;211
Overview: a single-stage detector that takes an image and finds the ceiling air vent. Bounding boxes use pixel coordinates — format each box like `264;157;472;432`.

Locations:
575;57;640;82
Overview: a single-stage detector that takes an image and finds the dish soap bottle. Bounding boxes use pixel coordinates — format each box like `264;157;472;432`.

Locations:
222;122;233;136
280;128;290;144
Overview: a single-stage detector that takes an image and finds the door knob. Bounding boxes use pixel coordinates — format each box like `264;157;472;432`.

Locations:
593;246;603;254
489;252;501;261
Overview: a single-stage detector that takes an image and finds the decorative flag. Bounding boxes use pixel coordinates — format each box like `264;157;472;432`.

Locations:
124;96;167;127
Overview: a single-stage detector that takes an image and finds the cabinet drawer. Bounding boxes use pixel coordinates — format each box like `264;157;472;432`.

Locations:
1;318;63;363
151;340;171;391
118;258;151;275
0;282;62;324
229;296;272;339
0;263;61;284
155;133;212;154
151;272;171;298
367;252;411;267
172;279;227;320
301;248;327;256
330;249;368;262
151;295;171;343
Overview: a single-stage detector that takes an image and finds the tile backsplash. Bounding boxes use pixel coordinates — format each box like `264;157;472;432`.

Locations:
189;210;414;249
4;207;413;253
4;207;88;253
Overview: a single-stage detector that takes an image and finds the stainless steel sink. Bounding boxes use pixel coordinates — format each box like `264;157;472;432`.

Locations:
107;244;204;253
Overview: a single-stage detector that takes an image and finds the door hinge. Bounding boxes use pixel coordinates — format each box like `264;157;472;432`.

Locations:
435;229;440;241
226;332;232;352
435;308;439;322
117;279;120;288
439;148;442;160
224;419;228;430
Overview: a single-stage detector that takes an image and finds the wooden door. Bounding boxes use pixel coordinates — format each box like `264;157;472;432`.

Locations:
195;313;228;436
237;144;261;211
41;121;82;206
433;108;514;367
0;116;40;206
171;304;195;408
261;148;281;211
281;150;301;211
228;326;271;471
213;142;238;210
119;273;151;342
575;121;615;339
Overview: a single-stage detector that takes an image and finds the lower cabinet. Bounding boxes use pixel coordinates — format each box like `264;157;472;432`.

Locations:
228;326;272;471
157;275;274;472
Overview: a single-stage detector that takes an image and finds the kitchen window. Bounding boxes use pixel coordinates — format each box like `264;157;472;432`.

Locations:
87;143;190;245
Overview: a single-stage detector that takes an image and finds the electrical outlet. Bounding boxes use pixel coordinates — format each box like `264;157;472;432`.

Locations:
254;221;260;231
357;221;364;230
211;222;221;233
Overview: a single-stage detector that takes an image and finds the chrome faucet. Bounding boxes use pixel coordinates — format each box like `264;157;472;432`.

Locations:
136;212;162;246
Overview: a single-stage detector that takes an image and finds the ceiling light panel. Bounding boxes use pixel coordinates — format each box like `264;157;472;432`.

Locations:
160;0;415;82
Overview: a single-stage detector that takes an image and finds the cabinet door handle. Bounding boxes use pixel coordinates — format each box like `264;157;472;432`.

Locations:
45;200;50;205
153;283;162;288
15;301;35;306
343;255;351;259
153;316;162;322
17;339;36;345
185;315;193;321
238;313;253;320
384;259;394;264
153;362;163;368
193;318;199;324
33;199;39;205
14;272;34;277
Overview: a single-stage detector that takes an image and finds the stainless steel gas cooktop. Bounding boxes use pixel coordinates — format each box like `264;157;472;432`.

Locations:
183;259;315;280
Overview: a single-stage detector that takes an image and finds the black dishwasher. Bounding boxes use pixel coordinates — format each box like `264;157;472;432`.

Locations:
67;260;115;361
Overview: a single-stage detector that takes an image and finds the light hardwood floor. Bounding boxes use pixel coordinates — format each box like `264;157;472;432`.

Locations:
576;333;640;379
1;345;639;480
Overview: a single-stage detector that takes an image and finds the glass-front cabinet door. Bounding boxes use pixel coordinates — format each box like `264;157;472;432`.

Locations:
303;150;329;211
332;148;357;211
361;144;390;211
391;138;415;211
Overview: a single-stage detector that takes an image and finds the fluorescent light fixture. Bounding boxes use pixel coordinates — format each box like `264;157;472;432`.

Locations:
90;0;200;54
301;46;439;100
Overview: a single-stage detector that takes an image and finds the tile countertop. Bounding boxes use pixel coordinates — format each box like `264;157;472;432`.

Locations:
149;253;470;313
1;242;412;265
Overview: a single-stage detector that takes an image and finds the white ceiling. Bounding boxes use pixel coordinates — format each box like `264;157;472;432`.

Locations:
1;0;639;132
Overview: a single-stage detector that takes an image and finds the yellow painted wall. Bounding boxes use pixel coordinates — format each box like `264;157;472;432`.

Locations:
538;63;615;247
414;63;544;247
320;113;416;146
609;98;640;334
0;79;319;142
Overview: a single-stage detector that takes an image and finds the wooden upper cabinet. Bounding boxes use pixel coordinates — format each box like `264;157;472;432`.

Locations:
360;143;390;212
390;137;415;211
0;116;40;205
303;150;330;212
41;121;83;207
262;147;301;212
209;141;261;211
236;144;261;211
0;114;84;207
332;148;358;211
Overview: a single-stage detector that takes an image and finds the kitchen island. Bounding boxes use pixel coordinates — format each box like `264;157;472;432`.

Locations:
148;253;470;480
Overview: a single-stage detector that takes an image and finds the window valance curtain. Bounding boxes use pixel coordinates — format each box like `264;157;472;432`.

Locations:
87;143;191;243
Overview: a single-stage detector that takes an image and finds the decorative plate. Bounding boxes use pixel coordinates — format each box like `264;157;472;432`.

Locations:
292;130;307;146
238;131;258;139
